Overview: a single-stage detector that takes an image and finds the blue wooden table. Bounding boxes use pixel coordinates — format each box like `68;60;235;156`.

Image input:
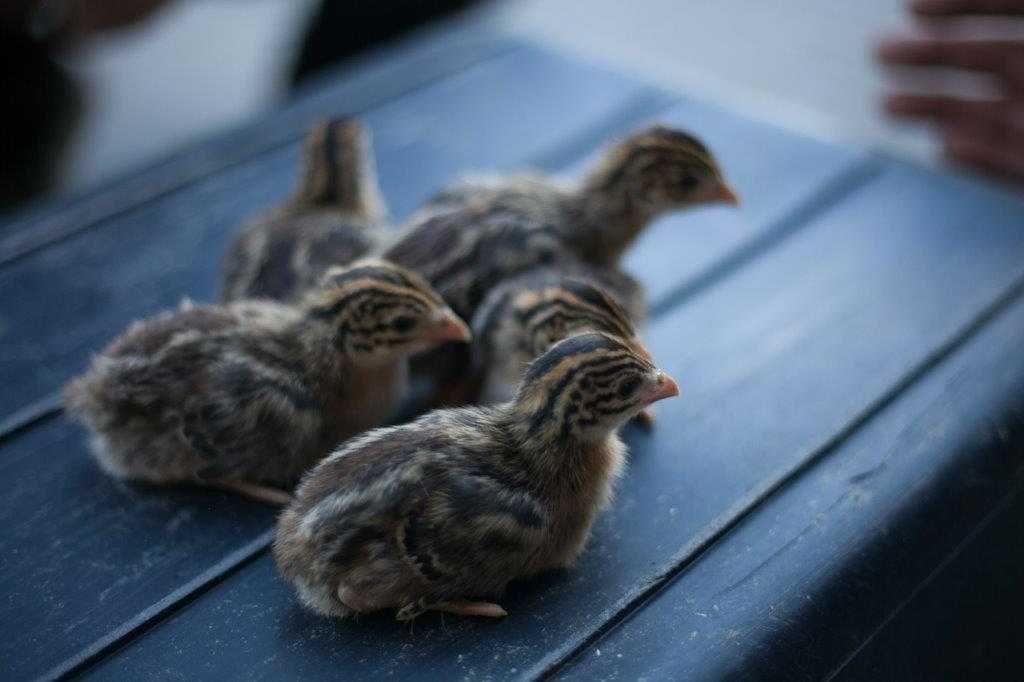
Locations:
2;24;1023;681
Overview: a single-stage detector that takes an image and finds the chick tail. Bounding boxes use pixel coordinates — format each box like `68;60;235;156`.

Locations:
62;372;106;427
62;375;88;416
63;358;165;431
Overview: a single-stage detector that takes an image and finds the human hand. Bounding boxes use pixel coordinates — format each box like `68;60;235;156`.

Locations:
878;0;1024;187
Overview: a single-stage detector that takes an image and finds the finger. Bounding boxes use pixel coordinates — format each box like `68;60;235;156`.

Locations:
877;39;1024;70
943;148;1024;190
883;94;1010;122
942;120;1024;176
911;0;1024;16
877;39;1024;89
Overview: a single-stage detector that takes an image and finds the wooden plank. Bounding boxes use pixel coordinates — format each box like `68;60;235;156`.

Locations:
0;415;278;682
1;46;675;682
557;284;1024;681
74;163;1024;680
0;46;694;681
0;47;669;427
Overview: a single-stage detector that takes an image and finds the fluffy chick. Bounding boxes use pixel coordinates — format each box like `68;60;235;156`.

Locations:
385;124;737;323
65;260;470;504
274;332;679;620
471;266;645;405
222;119;388;303
383;125;732;407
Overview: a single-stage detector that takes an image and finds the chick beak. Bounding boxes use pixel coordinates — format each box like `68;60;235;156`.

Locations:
707;181;741;206
423;308;472;343
641;372;680;404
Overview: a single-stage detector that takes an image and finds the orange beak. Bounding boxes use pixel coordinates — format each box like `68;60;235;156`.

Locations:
641;372;680;404
708;181;741;206
422;308;472;343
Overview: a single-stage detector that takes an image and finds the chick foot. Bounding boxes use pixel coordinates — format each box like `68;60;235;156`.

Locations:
633;407;656;430
432;600;508;618
213;480;293;506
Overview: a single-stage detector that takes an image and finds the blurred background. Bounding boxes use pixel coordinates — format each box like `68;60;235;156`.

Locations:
2;0;1021;213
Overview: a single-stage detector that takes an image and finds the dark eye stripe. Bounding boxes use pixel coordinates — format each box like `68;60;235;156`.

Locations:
528;356;641;434
391;316;416;332
366;300;401;315
584;360;648;381
617;377;641;398
528;309;633;343
595;130;716;194
310;287;427;320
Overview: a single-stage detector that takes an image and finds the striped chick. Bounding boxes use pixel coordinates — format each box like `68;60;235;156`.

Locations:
274;332;678;620
65;260;470;504
222;118;389;303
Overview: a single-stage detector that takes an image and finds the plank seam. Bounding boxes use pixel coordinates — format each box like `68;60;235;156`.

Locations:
43;529;276;682
0;394;62;447
532;247;1024;681
649;155;884;317
823;475;1024;682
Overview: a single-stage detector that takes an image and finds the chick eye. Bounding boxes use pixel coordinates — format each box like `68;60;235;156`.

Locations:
617;377;641;398
680;174;699;190
392;316;416;332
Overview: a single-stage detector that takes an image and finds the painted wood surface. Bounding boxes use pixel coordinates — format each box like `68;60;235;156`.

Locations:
1;31;1022;682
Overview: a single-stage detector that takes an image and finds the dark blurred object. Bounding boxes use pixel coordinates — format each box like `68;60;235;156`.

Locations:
0;0;174;211
878;0;1024;190
0;26;80;211
27;0;173;41
290;0;481;86
0;0;479;212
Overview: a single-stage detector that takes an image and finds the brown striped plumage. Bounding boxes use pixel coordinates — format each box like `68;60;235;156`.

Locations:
221;119;389;303
386;125;735;316
471;267;645;405
566;125;738;265
65;260;470;503
383;125;733;404
274;332;678;620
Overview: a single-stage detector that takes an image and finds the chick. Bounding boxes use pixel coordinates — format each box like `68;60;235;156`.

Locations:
274;332;679;620
385;124;737;323
65;260;471;505
221;119;388;303
471;266;645;405
384;125;732;407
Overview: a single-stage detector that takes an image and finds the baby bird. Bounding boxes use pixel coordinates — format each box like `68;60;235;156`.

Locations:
221;118;388;303
384;126;732;407
471;267;645;405
385;124;737;322
274;332;679;620
65;260;470;505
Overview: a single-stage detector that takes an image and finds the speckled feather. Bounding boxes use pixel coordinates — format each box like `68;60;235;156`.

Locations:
65;261;467;492
274;332;676;619
471;265;646;404
383;125;732;401
222;119;389;303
